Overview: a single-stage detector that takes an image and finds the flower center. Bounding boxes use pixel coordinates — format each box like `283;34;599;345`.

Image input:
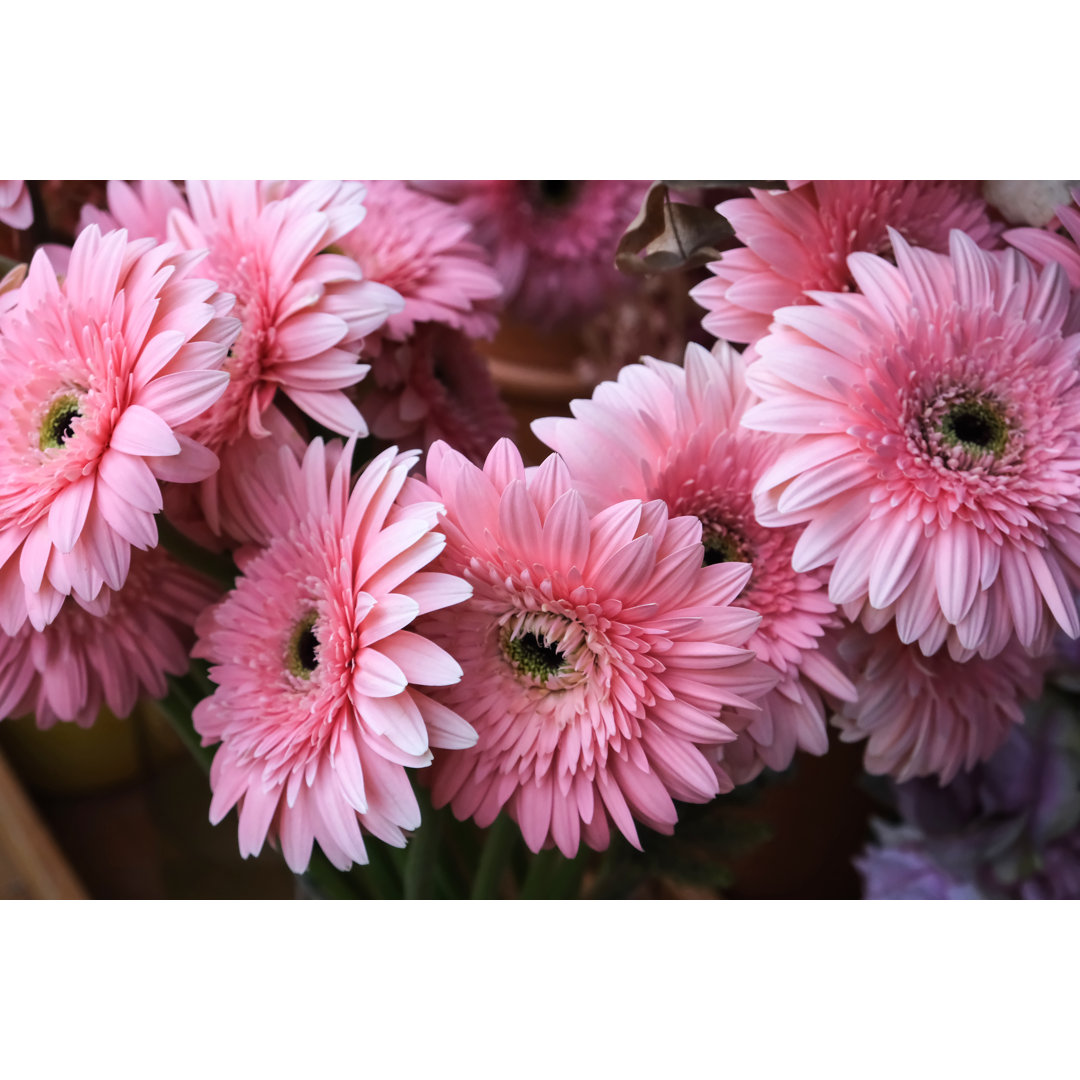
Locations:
527;180;579;209
40;393;82;450
502;630;565;681
287;612;320;679
700;517;752;567
939;397;1009;456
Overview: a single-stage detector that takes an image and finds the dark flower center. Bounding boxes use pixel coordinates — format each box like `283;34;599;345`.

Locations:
701;519;751;567
503;631;565;680
940;398;1009;456
527;180;580;209
288;613;320;679
40;394;82;449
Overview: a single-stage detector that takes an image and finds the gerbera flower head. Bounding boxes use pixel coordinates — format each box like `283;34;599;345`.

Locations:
336;179;501;349
418;180;649;328
534;342;854;782
691;181;1002;346
0;181;32;230
743;229;1080;661
0;225;239;633
164;180;403;454
193;438;476;873
834;623;1045;784
0;546;218;728
359;322;516;465
400;437;777;856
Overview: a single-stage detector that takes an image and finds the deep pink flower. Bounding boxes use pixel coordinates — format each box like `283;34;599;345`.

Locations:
0;181;32;230
534;342;854;782
0;546;217;728
418;180;649;327
0;226;239;633
359;322;516;465
835;624;1045;783
337;180;501;349
401;438;776;856
743;229;1080;661
193;438;476;872
691;181;1002;346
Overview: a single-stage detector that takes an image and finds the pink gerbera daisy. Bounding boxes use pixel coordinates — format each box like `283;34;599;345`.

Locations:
359;322;516;465
691;181;1002;346
0;546;217;728
193;438;477;873
337;179;502;349
0;225;239;633
0;181;32;231
400;438;777;857
165;180;401;454
743;229;1080;661
534;342;855;782
834;624;1045;783
418;180;649;327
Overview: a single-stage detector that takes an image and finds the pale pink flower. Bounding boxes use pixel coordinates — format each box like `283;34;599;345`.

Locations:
193;438;476;873
691;181;1002;346
0;181;32;230
0;225;239;633
359;322;516;465
534;342;854;782
418;180;649;327
401;438;777;856
337;179;501;349
0;547;218;728
165;180;402;455
834;624;1045;784
743;229;1080;661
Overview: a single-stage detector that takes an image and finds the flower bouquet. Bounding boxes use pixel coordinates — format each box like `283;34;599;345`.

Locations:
3;178;1079;900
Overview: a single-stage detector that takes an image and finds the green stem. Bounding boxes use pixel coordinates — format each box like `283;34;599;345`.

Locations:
303;849;366;900
519;846;573;900
160;674;214;775
403;788;442;899
470;812;519;899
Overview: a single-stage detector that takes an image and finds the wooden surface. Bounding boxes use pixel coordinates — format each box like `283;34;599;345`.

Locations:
0;748;87;899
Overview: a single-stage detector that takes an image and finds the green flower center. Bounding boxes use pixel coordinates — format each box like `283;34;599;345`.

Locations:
701;519;751;567
287;613;320;679
502;630;565;681
940;397;1009;456
40;393;82;449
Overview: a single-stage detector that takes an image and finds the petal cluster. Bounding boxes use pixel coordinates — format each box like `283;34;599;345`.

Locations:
193;438;476;872
401;438;776;856
339;179;502;348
